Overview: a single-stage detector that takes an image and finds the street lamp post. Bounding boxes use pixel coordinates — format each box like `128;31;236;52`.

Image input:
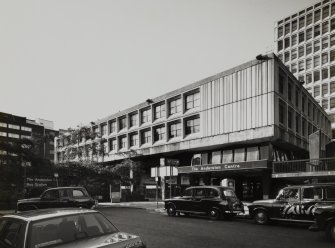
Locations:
54;172;59;187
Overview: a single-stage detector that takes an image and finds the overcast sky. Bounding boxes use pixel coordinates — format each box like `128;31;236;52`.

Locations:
0;0;318;130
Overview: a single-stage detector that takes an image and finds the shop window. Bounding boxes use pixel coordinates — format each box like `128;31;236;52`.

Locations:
234;148;245;162
211;151;222;164
246;147;259;161
191;154;201;165
222;150;233;163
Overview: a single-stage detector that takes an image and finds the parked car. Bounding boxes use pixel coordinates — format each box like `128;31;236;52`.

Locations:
0;208;146;248
17;187;97;212
164;186;244;220
248;183;335;225
309;204;335;242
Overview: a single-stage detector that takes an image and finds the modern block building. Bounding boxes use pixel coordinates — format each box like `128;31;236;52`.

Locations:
55;54;332;201
274;0;335;138
0;112;58;166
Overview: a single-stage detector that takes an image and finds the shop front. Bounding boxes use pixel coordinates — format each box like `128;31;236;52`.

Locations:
178;160;271;201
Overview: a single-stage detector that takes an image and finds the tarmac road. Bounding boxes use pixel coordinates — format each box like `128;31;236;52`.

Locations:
100;207;334;248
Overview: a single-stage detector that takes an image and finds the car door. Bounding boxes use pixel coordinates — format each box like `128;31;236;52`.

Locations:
40;189;61;209
300;186;323;221
272;187;301;219
0;218;26;248
59;188;75;208
70;188;89;208
191;188;206;213
178;188;194;211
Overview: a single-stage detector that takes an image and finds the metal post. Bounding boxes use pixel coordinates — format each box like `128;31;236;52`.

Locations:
169;165;172;199
156;166;158;209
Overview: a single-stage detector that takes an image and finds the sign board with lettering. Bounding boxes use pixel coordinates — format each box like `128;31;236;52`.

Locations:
166;159;180;166
178;160;269;174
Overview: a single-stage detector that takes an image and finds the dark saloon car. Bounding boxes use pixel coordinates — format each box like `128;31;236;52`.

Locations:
248;183;335;225
164;186;244;220
17;187;97;212
0;208;146;248
309;205;335;242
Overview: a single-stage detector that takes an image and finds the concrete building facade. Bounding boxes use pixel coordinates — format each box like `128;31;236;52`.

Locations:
55;54;332;201
274;0;335;138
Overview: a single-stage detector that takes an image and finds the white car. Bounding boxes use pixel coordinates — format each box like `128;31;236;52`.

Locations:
0;208;146;248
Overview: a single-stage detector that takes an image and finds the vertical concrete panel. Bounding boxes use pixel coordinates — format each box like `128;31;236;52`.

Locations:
219;105;224;134
247;98;252;129
251;97;256;128
252;66;256;97
246;67;251;98
263;62;268;94
220;77;224;106
268;92;274;125
262;94;268;126
223;76;227;105
268;59;274;92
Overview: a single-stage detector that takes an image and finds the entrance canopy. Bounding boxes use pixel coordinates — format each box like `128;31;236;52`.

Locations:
178;160;269;174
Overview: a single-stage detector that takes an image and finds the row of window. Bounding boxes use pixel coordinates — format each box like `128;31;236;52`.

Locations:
278;71;330;128
92;90;200;136
278;24;335;51
279;40;335;64
278;3;335;38
0;122;32;132
108;116;200;151
278;98;328;137
0;132;31;139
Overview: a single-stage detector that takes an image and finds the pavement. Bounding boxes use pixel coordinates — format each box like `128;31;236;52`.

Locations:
0;201;249;216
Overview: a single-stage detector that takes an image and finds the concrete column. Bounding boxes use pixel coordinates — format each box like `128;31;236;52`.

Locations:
262;169;271;200
161;177;166;200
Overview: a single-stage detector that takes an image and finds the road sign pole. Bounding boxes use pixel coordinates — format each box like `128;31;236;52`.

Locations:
156;166;158;209
169;165;172;199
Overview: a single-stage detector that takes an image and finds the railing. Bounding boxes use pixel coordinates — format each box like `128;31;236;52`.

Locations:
272;157;335;174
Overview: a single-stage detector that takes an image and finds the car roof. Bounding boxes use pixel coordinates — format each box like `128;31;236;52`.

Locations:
3;208;97;222
186;186;232;190
44;187;86;191
284;183;335;188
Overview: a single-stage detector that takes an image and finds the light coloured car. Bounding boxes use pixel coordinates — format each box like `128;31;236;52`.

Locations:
0;208;146;248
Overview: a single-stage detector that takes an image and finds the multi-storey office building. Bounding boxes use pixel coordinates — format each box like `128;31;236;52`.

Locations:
55;54;332;201
0;112;58;166
274;0;335;138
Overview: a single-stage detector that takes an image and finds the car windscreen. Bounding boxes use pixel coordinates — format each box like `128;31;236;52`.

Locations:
221;189;237;201
28;212;118;248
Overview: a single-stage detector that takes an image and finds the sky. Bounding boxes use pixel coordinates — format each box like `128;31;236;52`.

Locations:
0;0;319;130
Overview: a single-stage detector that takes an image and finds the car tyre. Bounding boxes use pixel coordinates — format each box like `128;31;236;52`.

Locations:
209;208;220;220
326;220;335;242
254;210;269;225
167;204;176;217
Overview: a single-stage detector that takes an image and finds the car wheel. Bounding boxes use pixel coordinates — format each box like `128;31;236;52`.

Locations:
254;210;269;225
326;221;335;242
209;208;220;220
167;204;176;217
